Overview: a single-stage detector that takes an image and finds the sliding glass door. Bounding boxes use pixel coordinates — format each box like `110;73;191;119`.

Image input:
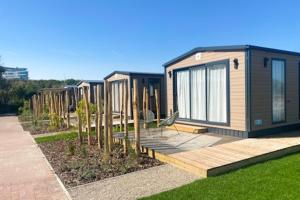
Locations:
272;59;285;123
175;60;229;124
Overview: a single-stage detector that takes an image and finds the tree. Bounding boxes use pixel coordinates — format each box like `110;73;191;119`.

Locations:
0;66;5;79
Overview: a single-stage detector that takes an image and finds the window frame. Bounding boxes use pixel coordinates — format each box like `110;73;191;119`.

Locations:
173;59;230;126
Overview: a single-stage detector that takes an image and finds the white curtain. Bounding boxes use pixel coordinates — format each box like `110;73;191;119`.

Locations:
115;83;120;112
207;64;227;123
112;84;115;111
272;60;285;122
176;70;190;118
112;82;120;112
191;68;206;120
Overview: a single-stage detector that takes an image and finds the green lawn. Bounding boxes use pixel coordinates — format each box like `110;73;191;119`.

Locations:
35;131;80;143
141;152;300;200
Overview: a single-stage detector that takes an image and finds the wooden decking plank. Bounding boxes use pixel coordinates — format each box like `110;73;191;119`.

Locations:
237;139;290;151
167;124;208;134
262;137;300;146
171;152;215;168
169;153;211;170
216;143;267;156
196;148;247;163
211;146;253;160
172;151;227;168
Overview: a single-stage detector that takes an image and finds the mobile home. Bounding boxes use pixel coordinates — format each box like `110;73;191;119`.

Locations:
164;45;300;138
104;71;166;119
77;80;104;104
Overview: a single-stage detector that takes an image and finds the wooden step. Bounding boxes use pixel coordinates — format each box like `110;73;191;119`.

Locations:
167;124;207;134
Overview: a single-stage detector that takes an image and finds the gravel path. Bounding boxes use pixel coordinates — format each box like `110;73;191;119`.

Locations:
68;164;199;200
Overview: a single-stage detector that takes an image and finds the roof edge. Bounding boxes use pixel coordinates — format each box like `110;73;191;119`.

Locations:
163;45;300;68
104;70;164;80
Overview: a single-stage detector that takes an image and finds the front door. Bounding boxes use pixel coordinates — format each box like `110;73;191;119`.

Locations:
148;78;160;117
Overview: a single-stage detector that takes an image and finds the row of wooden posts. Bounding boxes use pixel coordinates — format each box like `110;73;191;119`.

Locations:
31;89;72;129
31;79;161;157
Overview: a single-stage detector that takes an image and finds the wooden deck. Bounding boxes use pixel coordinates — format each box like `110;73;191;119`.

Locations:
167;124;208;134
114;130;300;177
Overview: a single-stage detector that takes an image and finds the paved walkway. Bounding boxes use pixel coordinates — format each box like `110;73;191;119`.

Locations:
0;116;70;200
69;164;199;200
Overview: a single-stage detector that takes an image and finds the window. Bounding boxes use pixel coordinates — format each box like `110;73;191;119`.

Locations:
272;59;285;123
112;82;120;112
191;67;206;120
175;60;229;124
176;70;190;118
207;64;227;123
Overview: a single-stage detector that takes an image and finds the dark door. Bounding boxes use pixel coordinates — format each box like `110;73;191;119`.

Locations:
148;78;160;117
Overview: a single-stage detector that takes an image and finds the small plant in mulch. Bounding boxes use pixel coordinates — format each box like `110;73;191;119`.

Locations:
38;140;162;188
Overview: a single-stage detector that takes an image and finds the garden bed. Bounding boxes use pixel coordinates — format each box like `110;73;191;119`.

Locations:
38;138;162;188
20;119;71;135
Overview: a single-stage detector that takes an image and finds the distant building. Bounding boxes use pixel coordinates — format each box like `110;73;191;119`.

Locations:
2;67;29;80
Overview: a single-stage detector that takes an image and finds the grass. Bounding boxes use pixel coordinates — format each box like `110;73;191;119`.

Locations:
141;152;300;200
35;131;80;143
35;121;158;144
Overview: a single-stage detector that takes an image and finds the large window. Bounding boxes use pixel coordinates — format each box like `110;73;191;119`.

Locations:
175;60;228;124
272;59;285;123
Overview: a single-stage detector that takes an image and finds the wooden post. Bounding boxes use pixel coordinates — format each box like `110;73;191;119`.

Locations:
61;93;65;120
123;80;129;155
97;85;103;149
120;82;123;132
83;86;91;145
104;81;109;154
36;95;40;118
155;89;161;127
48;92;52;124
108;82;113;152
94;85;98;142
52;93;56;115
143;86;146;129
133;79;140;157
77;112;83;145
58;93;61;118
145;87;149;129
65;90;70;129
60;93;64;127
32;95;36;117
74;87;78;110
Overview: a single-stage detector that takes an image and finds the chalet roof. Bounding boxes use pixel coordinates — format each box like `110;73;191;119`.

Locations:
104;71;164;80
163;45;300;67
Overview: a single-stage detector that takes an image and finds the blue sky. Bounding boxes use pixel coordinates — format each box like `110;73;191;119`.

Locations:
0;0;300;80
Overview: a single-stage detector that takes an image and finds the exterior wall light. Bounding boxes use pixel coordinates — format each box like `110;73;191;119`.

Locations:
233;58;239;69
168;71;172;78
264;57;269;68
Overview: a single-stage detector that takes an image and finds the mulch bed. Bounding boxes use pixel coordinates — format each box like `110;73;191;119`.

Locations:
21;121;69;135
39;140;162;188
